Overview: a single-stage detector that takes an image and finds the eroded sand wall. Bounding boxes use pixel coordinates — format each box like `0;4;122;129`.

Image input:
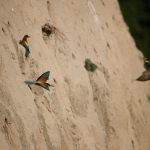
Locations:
0;0;150;150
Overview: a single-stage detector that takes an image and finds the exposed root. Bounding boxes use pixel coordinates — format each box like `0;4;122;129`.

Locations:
42;23;68;42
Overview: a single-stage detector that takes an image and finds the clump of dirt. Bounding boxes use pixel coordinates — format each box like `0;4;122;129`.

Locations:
42;23;68;42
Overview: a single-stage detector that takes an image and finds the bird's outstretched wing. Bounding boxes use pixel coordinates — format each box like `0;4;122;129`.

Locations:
146;65;150;71
35;83;50;91
136;71;150;81
36;71;50;82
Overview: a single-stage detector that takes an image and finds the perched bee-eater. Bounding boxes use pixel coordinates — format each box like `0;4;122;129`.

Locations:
136;58;150;81
24;71;54;91
19;35;30;58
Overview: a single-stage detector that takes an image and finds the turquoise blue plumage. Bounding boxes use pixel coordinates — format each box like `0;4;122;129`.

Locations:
24;81;35;85
35;83;50;91
143;58;150;65
24;44;30;58
36;71;50;82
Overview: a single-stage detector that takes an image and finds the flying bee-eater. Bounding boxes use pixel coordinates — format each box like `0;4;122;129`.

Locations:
24;71;54;91
136;58;150;81
19;35;30;58
142;57;150;65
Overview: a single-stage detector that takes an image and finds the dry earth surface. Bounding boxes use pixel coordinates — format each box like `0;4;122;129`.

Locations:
0;0;150;150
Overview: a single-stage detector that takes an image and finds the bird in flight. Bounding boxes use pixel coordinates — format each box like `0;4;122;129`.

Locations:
136;58;150;81
24;71;54;91
19;35;30;58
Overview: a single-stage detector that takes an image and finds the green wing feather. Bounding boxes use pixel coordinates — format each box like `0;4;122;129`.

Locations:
35;83;50;91
36;71;50;82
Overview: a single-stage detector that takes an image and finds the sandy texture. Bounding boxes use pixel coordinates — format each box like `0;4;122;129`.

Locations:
0;0;150;150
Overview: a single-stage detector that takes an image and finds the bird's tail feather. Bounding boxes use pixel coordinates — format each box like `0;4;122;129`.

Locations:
25;49;30;58
24;81;35;85
25;45;30;57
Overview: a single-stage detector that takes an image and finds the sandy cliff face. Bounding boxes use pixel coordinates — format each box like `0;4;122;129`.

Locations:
0;0;150;150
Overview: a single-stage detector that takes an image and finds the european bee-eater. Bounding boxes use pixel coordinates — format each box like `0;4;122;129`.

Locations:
142;57;150;65
136;58;150;81
19;35;30;58
24;71;54;91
